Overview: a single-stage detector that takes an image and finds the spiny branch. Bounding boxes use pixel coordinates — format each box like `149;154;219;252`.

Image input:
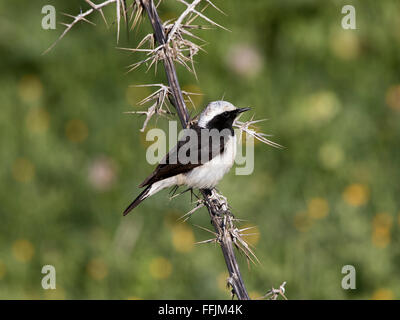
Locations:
140;0;250;300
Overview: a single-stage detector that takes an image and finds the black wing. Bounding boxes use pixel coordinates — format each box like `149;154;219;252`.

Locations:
139;125;227;187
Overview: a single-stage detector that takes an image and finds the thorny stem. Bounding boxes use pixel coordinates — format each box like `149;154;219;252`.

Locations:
141;0;190;128
200;189;250;300
140;0;250;300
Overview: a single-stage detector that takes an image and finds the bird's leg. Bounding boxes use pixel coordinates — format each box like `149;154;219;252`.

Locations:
169;185;179;197
169;186;192;200
190;188;200;202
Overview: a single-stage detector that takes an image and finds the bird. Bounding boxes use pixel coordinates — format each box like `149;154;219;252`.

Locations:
123;100;250;215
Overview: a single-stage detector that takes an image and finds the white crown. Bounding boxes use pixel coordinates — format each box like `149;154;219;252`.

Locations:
198;101;236;128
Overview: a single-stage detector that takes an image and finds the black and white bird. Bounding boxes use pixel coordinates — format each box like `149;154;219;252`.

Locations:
123;101;250;215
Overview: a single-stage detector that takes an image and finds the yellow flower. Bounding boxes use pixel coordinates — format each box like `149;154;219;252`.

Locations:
342;183;369;207
171;224;195;253
372;288;394;300
12;239;35;262
308;198;329;220
372;213;392;249
149;257;172;280
373;213;393;229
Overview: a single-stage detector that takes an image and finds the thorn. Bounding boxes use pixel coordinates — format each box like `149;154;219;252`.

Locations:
178;201;204;222
204;0;227;16
193;224;217;236
238;226;258;233
195;238;216;245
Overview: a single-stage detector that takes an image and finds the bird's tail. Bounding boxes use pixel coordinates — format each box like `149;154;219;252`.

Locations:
123;185;151;216
123;177;177;215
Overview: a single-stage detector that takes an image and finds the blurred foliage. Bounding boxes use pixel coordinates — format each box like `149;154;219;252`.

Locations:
1;0;400;300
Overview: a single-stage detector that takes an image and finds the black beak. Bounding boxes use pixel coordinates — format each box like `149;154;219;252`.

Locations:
236;107;251;114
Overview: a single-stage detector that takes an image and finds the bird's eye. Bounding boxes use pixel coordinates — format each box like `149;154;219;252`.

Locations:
223;111;230;118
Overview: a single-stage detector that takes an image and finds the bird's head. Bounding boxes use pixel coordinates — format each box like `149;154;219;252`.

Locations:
197;101;250;130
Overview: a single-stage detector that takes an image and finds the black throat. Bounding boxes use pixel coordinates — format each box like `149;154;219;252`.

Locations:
206;112;236;135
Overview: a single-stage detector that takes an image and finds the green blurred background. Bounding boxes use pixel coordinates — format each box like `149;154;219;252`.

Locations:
1;0;400;299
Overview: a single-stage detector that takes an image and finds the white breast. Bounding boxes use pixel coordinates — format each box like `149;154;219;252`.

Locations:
183;135;236;189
